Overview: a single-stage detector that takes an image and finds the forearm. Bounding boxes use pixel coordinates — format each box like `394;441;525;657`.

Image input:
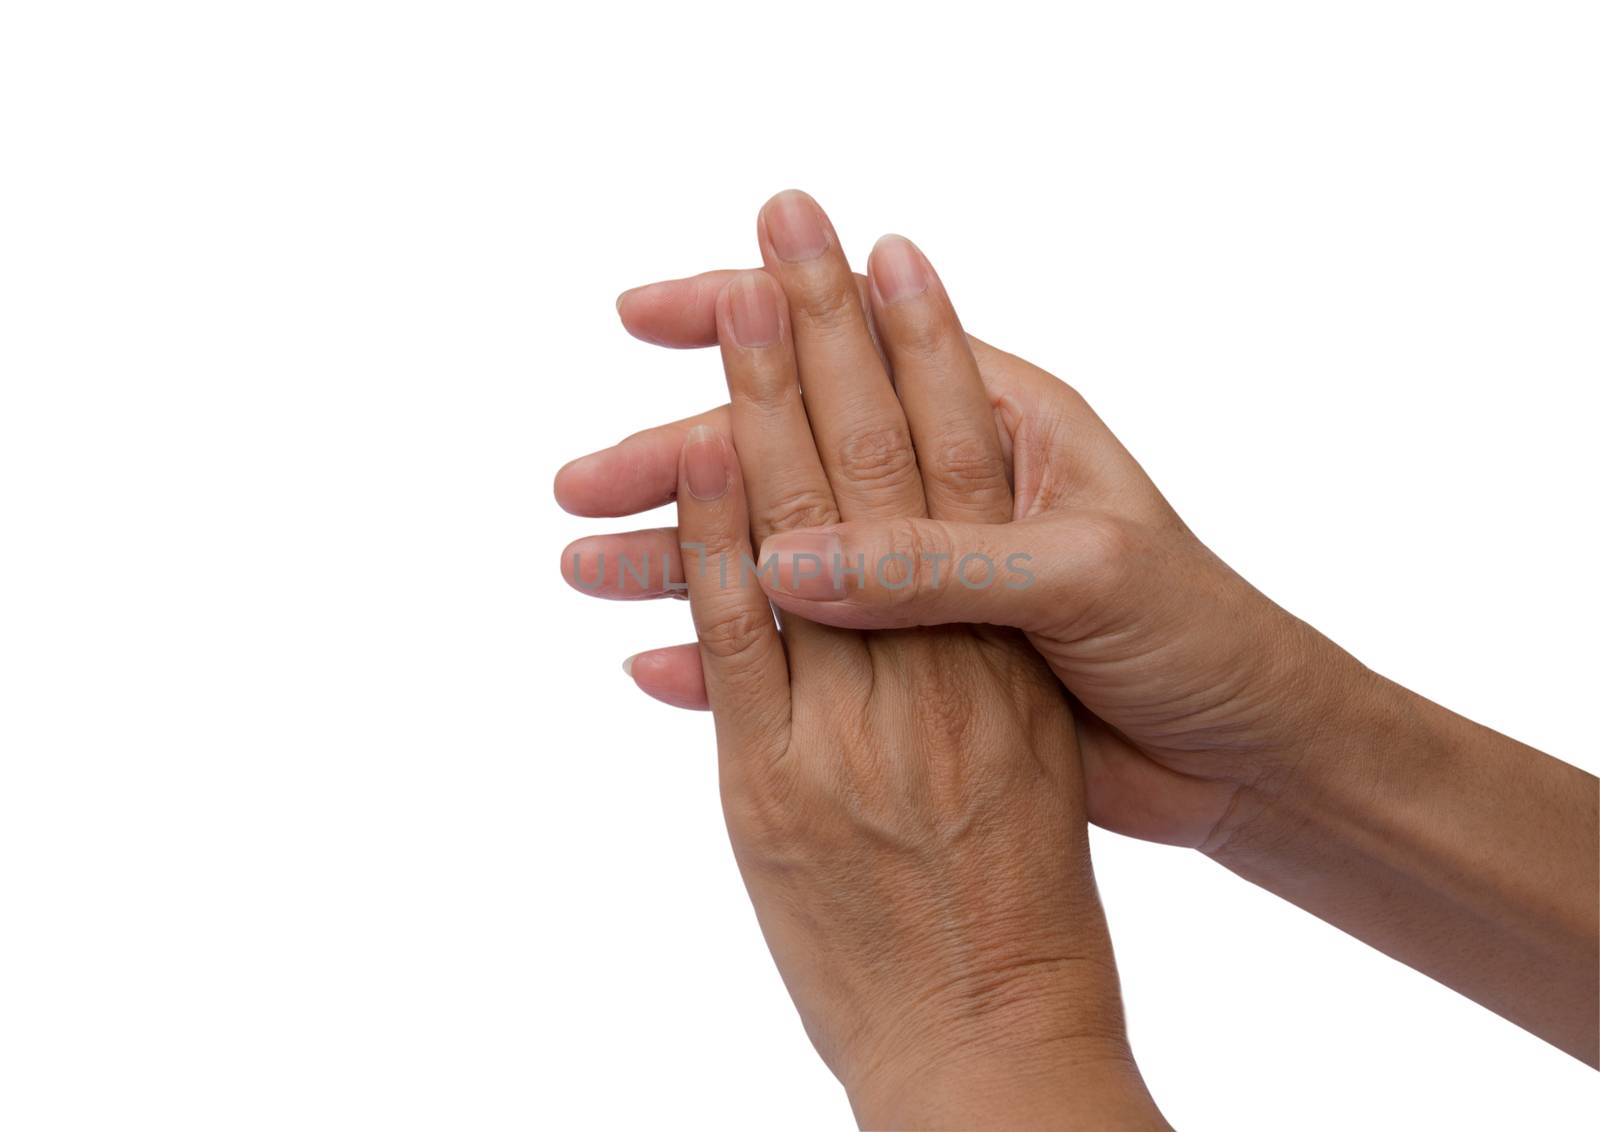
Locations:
1204;663;1600;1063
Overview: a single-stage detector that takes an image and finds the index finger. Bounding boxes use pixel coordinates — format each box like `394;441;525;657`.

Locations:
554;405;728;517
676;426;791;759
618;269;877;351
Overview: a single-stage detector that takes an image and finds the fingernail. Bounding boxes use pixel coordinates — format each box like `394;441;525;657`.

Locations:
684;425;728;501
728;272;780;347
871;235;930;304
617;282;667;319
759;531;847;601
764;190;828;263
622;654;636;677
559;450;602;477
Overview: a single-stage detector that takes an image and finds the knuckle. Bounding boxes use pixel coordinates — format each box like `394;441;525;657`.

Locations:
684;508;740;561
697;605;773;665
1071;512;1142;594
719;736;810;845
925;433;1010;500
729;356;798;412
722;769;797;847
879;518;949;603
835;423;920;490
759;484;838;534
887;305;954;358
789;279;860;330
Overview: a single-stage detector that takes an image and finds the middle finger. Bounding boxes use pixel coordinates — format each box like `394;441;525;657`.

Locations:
756;190;927;523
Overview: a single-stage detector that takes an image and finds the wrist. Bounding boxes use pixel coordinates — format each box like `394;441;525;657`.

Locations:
1217;612;1399;814
841;958;1166;1129
848;1028;1163;1130
1198;645;1407;858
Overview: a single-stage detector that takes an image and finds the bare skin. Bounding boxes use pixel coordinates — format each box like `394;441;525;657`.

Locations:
557;191;1600;1067
657;201;1168;1127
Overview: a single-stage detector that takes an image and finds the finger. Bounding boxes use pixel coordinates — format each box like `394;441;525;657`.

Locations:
677;425;790;754
757;190;925;521
623;644;710;711
754;512;1126;633
555;327;1019;523
616;271;741;348
561;529;682;600
715;269;844;656
716;272;841;545
554;405;728;517
617;269;879;352
868;235;1013;524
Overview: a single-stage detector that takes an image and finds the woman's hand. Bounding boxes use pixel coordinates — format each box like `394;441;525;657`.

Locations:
560;193;1327;852
558;191;1598;1064
657;199;1166;1126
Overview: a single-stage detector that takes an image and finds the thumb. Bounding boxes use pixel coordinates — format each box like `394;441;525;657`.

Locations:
755;513;1126;633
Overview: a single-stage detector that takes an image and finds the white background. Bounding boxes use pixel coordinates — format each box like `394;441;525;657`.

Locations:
2;1;1596;1128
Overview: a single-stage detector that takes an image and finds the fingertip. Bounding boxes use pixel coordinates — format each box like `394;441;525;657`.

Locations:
615;283;673;346
553;449;618;516
759;189;832;264
552;453;594;514
625;645;712;711
710;277;736;351
760;187;821;216
720;270;784;351
559;533;599;591
868;233;934;307
870;231;914;257
681;424;731;503
613;287;654;337
712;273;735;323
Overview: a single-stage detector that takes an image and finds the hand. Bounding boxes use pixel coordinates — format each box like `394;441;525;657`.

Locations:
561;191;1598;1063
559;197;1355;853
653;196;1165;1126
